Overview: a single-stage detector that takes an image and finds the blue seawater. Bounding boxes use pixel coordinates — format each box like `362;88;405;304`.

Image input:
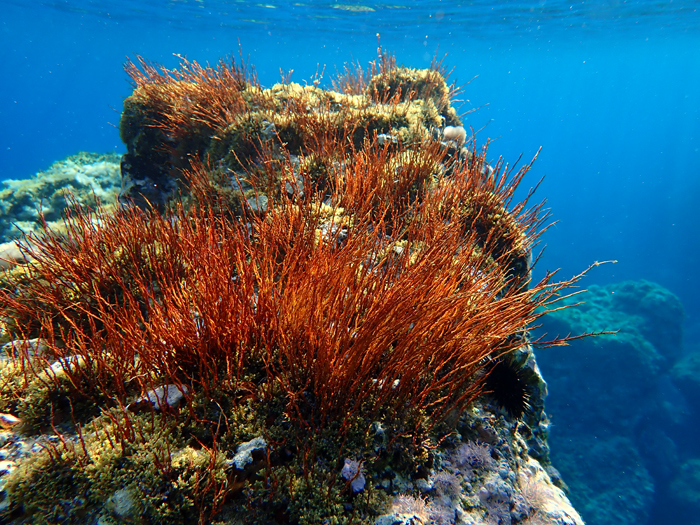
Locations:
1;2;699;524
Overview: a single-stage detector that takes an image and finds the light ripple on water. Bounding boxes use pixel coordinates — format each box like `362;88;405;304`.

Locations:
7;0;699;37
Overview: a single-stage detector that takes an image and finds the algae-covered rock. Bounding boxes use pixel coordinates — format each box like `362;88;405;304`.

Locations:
119;59;465;211
536;280;687;525
671;351;700;413
537;280;685;435
667;458;700;523
0;152;121;242
0;52;587;525
550;435;654;525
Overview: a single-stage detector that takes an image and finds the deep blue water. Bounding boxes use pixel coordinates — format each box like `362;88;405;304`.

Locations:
1;2;699;521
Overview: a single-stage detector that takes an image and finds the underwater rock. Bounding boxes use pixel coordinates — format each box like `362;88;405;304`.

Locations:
374;406;584;525
443;125;467;145
670;351;700;413
129;384;189;412
119;150;180;209
0;458;16;513
45;355;85;376
497;344;551;462
607;280;684;363
246;194;268;213
227;436;267;471
548;435;654;525
0;431;39;516
0;339;48;360
536;280;684;435
535;280;686;525
541;280;684;369
104;487;142;519
517;458;584;525
0;415;20;430
0;242;31;270
0;152;121;242
667;458;700;521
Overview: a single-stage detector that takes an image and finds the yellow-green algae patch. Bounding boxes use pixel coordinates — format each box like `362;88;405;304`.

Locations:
3;389;397;524
4;411;189;524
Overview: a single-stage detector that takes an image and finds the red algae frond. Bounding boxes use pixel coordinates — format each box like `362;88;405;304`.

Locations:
0;142;581;432
123;52;264;138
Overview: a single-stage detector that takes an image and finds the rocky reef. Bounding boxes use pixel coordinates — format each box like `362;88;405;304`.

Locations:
0;152;122;269
0;51;586;524
0;152;121;241
536;280;695;525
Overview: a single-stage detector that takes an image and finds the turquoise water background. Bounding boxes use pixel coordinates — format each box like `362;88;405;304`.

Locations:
1;2;699;523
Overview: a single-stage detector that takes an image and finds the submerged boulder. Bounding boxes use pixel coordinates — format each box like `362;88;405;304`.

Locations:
536;280;686;525
671;351;700;414
0;152;121;242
